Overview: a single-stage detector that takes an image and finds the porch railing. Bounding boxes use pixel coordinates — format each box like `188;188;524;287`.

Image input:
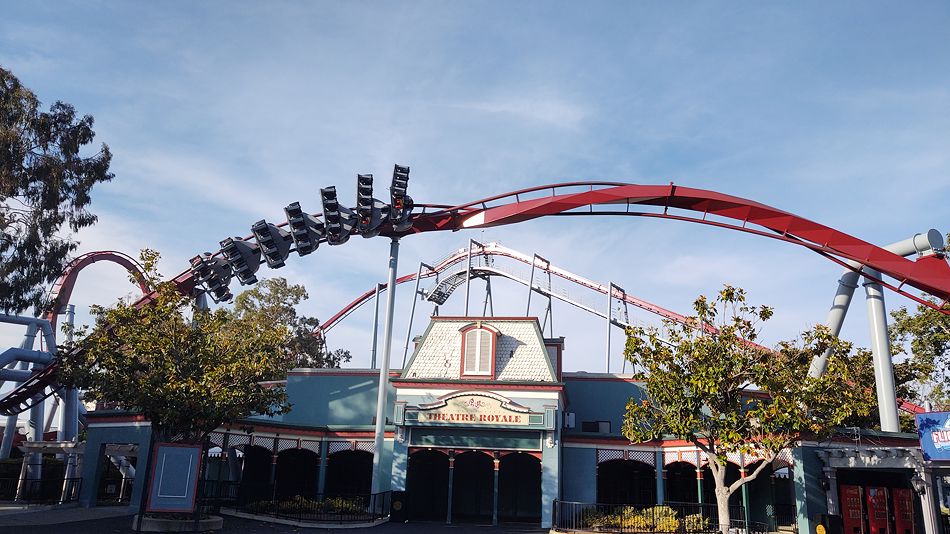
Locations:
0;477;82;503
553;500;769;534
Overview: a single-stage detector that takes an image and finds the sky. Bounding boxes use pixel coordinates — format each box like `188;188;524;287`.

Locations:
1;2;949;378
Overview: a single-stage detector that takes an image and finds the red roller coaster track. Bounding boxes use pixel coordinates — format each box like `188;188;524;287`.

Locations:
1;181;947;416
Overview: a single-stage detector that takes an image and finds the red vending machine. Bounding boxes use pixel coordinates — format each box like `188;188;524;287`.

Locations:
865;486;892;534
891;488;915;534
840;485;866;534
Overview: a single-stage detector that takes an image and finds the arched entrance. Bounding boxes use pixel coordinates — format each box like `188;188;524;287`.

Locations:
597;459;656;506
275;448;319;499
406;449;449;521
238;445;273;504
498;452;541;523
451;451;494;523
324;450;372;495
665;461;699;503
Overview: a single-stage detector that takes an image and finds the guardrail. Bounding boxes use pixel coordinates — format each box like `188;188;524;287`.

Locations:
0;477;81;503
553;500;768;534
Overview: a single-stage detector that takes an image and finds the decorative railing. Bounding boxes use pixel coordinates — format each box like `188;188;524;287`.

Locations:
201;480;390;524
0;477;81;503
553;500;769;534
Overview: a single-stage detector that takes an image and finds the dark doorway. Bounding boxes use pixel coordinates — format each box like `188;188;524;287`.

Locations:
665;461;699;503
451;451;494;523
96;454;136;505
325;450;372;495
498;452;541;523
597;459;657;506
407;450;449;521
239;445;273;504
275;448;320;499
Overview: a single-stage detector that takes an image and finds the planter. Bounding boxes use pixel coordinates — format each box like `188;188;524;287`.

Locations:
131;514;224;532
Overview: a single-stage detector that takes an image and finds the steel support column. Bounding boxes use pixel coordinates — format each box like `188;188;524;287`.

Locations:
371;238;400;494
864;268;900;432
370;283;381;369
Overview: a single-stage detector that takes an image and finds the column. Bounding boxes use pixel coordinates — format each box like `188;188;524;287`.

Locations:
656;450;665;505
492;453;500;526
740;465;751;531
446;451;455;524
918;468;941;534
317;441;328;495
822;467;839;516
270;437;278;502
697;467;704;504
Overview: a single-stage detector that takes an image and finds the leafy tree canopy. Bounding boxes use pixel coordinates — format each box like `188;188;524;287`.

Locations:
0;66;113;314
891;298;950;410
230;277;351;369
623;285;875;533
58;250;291;442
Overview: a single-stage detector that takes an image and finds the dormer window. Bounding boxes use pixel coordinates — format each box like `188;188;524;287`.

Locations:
460;325;497;378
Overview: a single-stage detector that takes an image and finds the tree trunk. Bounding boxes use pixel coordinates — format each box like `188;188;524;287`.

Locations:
715;489;731;534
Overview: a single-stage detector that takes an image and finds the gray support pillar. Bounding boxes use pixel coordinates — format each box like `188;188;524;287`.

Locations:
605;283;612;373
492;455;500;526
809;229;944;378
402;263;430;368
371;238;400;494
863;268;900;432
822;466;839;516
1;324;39;459
464;241;474;315
370;283;381;369
446;452;455;524
62;304;79;444
317;441;328;494
656;451;665;505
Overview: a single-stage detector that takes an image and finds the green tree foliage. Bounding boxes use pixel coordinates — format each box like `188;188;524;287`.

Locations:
890;298;950;410
0;66;113;314
230;277;352;368
57;251;291;442
623;285;875;534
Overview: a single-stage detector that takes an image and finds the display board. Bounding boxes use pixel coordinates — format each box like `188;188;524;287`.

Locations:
916;411;950;462
145;442;204;513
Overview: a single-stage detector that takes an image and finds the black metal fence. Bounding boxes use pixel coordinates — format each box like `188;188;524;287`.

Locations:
0;477;81;503
200;480;390;524
553;500;768;534
768;503;797;531
96;475;134;505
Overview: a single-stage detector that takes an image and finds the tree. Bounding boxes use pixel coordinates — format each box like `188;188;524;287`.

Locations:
890;299;950;410
622;286;875;534
57;250;291;442
0;66;113;314
231;277;351;369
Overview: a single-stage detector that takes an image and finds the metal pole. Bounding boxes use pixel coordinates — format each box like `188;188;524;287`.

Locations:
546;269;554;337
1;324;38;459
526;254;538;315
464;240;474;316
63;305;79;444
809;229;945;378
864;268;900;432
371;238;400;494
370;283;382;369
605;283;612;373
402;263;428;368
482;278;493;316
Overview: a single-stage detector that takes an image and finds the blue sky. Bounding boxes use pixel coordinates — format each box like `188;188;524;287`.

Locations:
2;2;949;372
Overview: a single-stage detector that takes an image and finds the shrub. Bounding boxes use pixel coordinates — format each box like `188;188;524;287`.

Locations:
684;513;710;532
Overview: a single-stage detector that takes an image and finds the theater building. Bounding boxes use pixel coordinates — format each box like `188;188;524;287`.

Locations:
79;316;946;533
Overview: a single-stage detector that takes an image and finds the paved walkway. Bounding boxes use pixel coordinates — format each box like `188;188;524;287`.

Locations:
0;505;546;533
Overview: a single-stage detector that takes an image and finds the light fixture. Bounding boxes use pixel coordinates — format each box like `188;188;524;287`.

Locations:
910;474;927;495
251;220;292;268
219;237;261;285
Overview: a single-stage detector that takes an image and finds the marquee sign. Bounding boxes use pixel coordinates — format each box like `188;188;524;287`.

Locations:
916;411;950;462
408;391;543;426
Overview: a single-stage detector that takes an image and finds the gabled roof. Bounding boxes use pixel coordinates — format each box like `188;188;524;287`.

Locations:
402;317;557;382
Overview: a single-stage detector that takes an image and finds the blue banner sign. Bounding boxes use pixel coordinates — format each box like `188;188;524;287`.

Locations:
916;411;950;462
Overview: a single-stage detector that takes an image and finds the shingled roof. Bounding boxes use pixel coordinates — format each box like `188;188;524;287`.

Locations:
402;317;557;382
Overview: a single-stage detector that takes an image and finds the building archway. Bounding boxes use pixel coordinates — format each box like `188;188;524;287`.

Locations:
498;452;541;523
597;459;656;506
238;445;273;504
275;448;320;499
324;450;372;495
406;449;449;521
702;461;742;507
451;451;494;523
665;461;698;503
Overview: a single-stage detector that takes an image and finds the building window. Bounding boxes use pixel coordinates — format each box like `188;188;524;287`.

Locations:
581;421;611;433
462;327;494;377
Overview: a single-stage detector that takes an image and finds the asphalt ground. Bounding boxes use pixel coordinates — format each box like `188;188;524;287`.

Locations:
0;506;547;534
